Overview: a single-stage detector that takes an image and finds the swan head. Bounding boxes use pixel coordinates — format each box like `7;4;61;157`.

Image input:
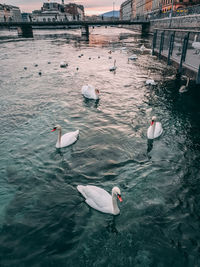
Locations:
112;187;122;202
51;125;61;132
151;116;157;125
95;89;100;95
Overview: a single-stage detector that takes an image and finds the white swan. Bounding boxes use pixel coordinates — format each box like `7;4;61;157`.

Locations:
77;185;122;215
109;60;117;72
179;77;190;93
146;70;157;86
60;62;68;68
192;35;200;54
140;44;145;52
51;125;79;148
128;54;137;61
81;84;100;100
147;116;163;139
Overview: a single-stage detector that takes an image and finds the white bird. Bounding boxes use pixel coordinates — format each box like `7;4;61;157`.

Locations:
146;70;157;86
140;44;145;52
128;54;137;61
192;35;200;54
109;60;117;72
179;77;190;93
81;84;100;100
60;62;68;68
51;125;79;148
147;116;163;140
77;185;122;215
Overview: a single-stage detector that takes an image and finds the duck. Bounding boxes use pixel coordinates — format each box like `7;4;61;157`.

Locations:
77;185;122;215
109;60;117;72
145;70;157;86
81;84;100;100
128;54;137;61
179;77;190;93
147;116;163;140
192;35;200;54
51;125;79;148
60;62;68;68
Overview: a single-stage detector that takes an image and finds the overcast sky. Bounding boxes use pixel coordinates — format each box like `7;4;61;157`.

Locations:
2;0;124;15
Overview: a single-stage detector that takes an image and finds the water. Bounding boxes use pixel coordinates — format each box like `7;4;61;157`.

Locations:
0;27;200;267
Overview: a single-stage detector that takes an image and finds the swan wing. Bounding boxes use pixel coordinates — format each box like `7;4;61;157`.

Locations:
154;122;163;138
56;130;79;148
77;185;113;213
82;85;98;100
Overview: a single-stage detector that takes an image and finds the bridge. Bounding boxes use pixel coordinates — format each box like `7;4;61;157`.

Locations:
0;20;150;38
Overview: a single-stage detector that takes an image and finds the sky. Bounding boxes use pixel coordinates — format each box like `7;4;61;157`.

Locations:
2;0;125;15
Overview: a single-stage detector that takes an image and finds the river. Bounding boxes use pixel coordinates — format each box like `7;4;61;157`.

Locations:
0;27;200;267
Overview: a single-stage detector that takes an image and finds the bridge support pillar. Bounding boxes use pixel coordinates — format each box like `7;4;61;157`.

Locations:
81;25;89;41
141;23;150;36
17;25;33;38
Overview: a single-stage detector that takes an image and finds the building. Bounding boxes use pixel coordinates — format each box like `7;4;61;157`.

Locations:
32;2;84;22
0;4;22;22
161;0;199;13
120;0;136;20
135;0;145;17
21;13;32;22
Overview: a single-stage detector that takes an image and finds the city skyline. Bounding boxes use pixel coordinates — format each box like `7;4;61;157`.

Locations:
2;0;124;15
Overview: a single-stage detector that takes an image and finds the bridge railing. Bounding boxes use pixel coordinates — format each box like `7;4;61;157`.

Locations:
152;28;200;83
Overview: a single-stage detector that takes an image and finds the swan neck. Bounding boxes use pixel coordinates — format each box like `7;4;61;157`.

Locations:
112;193;119;214
186;78;189;87
58;128;62;146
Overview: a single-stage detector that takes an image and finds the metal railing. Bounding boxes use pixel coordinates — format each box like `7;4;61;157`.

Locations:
152;28;200;83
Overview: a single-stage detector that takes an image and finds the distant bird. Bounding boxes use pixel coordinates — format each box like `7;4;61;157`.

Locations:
76;67;79;71
77;185;122;215
140;44;145;52
51;125;79;148
60;62;68;68
108;56;112;59
145;70;156;85
82;84;100;100
109;60;117;72
108;50;112;54
81;54;84;56
98;56;100;58
128;54;137;61
38;71;42;76
24;67;27;70
192;35;200;54
147;116;163;140
179;77;190;93
34;64;38;67
89;57;91;60
48;62;51;64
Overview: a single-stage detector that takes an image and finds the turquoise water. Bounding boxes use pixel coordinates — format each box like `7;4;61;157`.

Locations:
0;28;200;267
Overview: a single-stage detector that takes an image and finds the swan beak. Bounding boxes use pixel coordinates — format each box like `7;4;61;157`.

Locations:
51;127;57;132
151;120;154;126
117;194;123;202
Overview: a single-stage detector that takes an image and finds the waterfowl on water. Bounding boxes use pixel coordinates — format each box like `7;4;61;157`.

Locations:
51;125;79;148
81;84;100;100
77;185;123;215
147;116;163;140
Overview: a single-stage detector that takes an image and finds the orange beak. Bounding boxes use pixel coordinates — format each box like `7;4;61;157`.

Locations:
117;195;123;202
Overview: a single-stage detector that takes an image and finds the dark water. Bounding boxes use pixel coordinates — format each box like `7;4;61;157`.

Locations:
0;27;200;267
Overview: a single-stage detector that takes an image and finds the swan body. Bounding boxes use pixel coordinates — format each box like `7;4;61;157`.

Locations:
140;44;145;52
128;54;137;60
81;84;99;100
51;125;79;148
147;116;163;139
109;60;117;72
60;62;68;68
146;70;156;85
179;77;190;93
77;185;122;215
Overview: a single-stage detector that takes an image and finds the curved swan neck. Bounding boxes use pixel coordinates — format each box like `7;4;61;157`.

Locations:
186;77;190;87
57;128;62;146
112;192;119;214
